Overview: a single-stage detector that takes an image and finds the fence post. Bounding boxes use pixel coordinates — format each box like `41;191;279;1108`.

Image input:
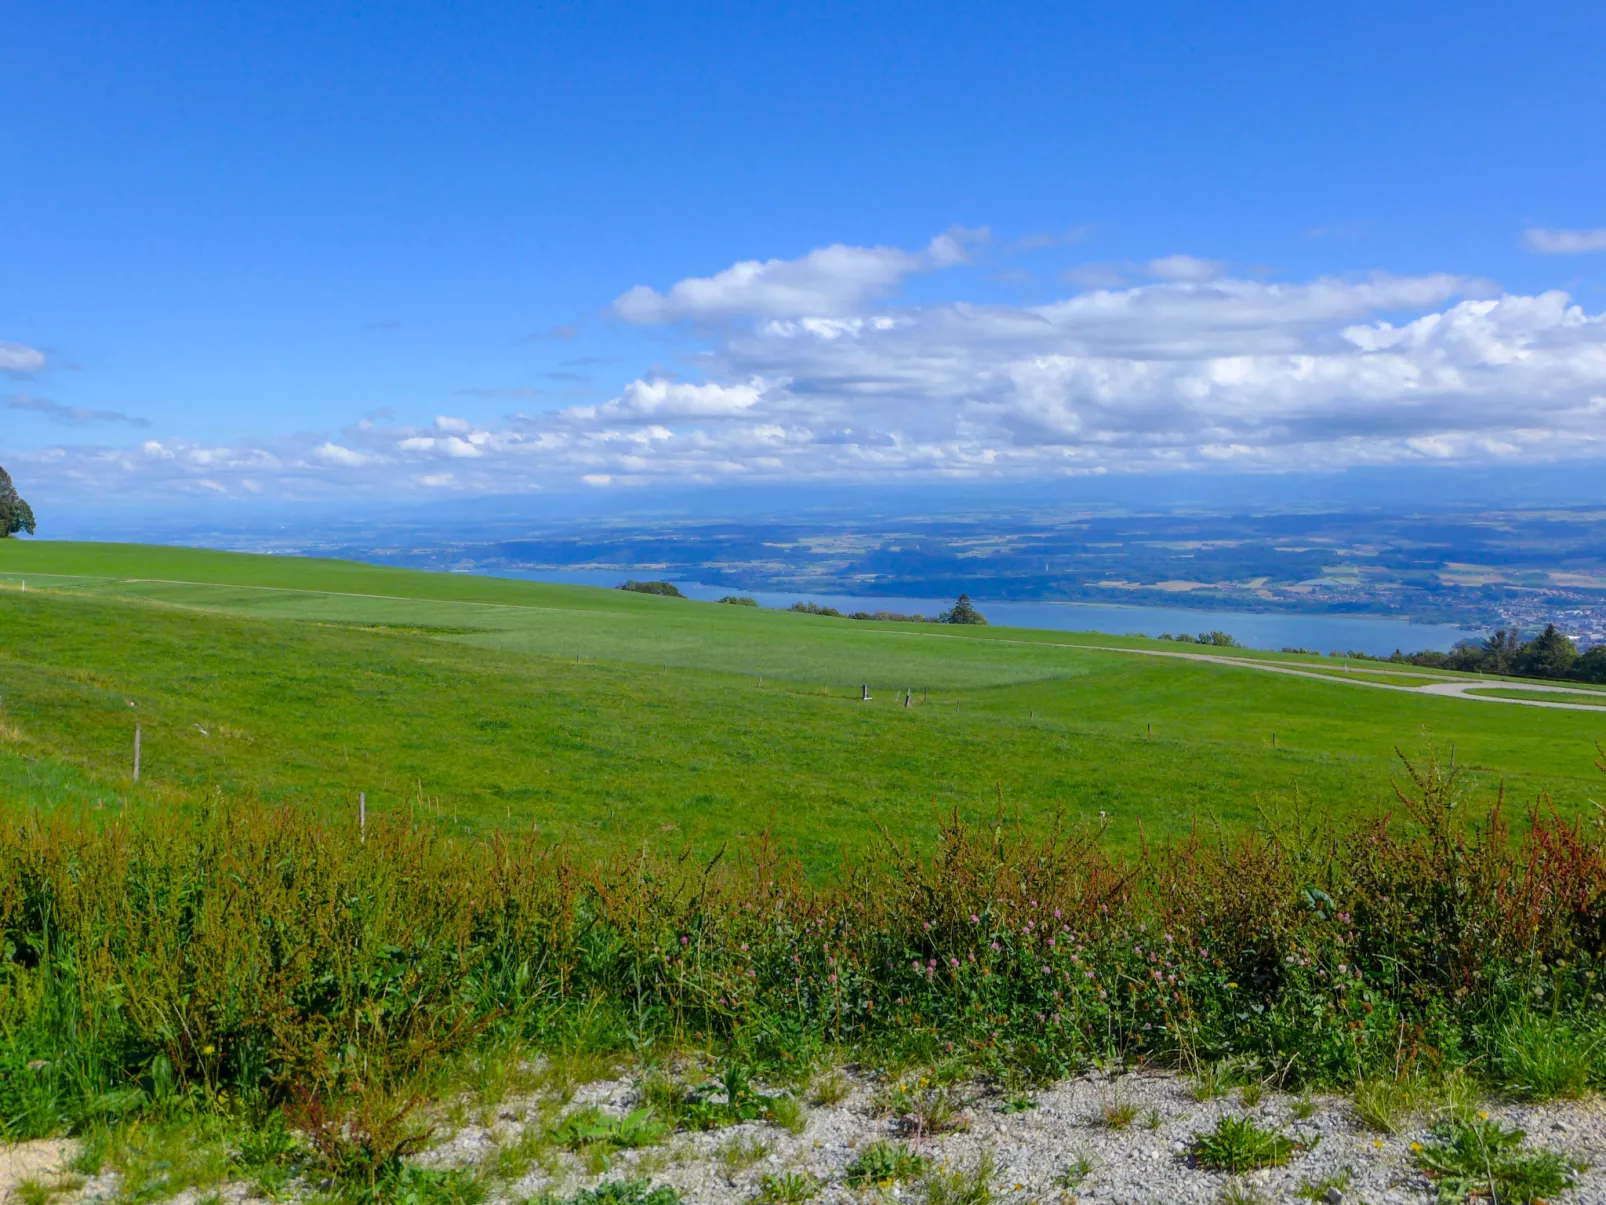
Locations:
133;725;142;782
359;792;367;843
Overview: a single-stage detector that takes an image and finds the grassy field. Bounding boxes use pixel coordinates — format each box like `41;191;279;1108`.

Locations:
2;541;1604;866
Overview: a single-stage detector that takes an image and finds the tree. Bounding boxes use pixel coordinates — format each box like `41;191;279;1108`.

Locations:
1570;646;1606;685
1515;624;1577;680
940;593;988;625
0;464;36;538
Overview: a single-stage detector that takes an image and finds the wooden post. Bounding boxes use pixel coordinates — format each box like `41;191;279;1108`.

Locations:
133;725;142;782
359;792;367;842
861;683;870;701
1272;731;1277;748
904;688;911;709
1147;722;1152;738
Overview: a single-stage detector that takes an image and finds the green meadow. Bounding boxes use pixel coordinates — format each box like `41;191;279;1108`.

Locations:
1;540;1603;867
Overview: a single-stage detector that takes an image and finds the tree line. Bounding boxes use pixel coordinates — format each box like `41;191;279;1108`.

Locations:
1353;624;1606;684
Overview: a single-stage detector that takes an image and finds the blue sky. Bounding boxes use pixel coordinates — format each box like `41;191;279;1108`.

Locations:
4;2;1606;508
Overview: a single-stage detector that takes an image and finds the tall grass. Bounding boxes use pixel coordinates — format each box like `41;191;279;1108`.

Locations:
3;751;1605;1141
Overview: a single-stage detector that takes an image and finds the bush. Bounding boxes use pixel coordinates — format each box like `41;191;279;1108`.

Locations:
619;581;684;597
4;750;1606;1143
788;602;841;617
717;596;758;606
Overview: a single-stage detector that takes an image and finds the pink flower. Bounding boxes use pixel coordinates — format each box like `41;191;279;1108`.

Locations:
950;958;959;968
970;914;980;924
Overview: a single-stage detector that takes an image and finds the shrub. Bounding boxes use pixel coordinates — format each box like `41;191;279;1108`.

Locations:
619;581;684;597
717;596;759;606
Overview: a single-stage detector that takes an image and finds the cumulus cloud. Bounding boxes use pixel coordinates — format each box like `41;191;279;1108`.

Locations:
1522;226;1606;254
613;229;984;323
14;235;1606;498
1;341;47;374
8;393;150;427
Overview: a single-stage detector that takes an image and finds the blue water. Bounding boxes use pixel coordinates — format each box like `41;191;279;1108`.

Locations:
475;567;1484;657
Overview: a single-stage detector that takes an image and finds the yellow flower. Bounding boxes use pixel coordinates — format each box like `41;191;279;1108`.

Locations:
1410;1142;1423;1151
1227;982;1238;988
201;1044;215;1055
1478;1110;1489;1120
1373;1139;1384;1148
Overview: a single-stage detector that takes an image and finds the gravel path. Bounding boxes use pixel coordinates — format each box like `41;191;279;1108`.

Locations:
8;1068;1604;1205
424;1066;1605;1204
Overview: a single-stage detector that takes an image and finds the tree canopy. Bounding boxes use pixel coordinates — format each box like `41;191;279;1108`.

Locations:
940;593;988;625
0;464;36;538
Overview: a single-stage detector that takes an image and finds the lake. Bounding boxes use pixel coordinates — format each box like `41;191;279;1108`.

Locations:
480;568;1485;656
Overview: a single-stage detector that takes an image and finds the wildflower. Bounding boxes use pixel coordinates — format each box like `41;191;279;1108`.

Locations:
1410;1142;1423;1152
970;913;980;924
950;958;959;968
201;1044;215;1055
1373;1139;1384;1149
1227;982;1238;988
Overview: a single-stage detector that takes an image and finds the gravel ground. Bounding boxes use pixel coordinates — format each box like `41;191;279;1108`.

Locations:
8;1066;1604;1205
429;1065;1606;1204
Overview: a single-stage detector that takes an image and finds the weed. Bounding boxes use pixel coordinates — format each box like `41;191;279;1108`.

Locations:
999;1092;1037;1114
807;1070;850;1108
767;1096;807;1136
550;1107;667;1153
1143;1107;1162;1131
1238;1081;1264;1108
1294;1168;1351;1201
1217;1179;1269;1205
844;1141;929;1188
642;1066;790;1133
531;1181;682;1205
1352;1077;1415;1134
716;1133;771;1177
1414;1117;1577;1203
1291;1176;1355;1201
1290;1093;1317;1121
1190;1057;1254;1103
753;1170;820;1203
1188;1115;1309;1174
13;1181;56;1205
923;1151;995;1205
66;1127;112;1177
490;1120;560;1184
1052;1153;1095;1189
1096;1091;1137;1130
1495;1016;1598;1101
876;1074;969;1138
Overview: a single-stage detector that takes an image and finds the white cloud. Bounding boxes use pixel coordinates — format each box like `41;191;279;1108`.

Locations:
613;230;981;323
574;378;766;421
314;442;371;467
0;341;46;374
14;236;1606;499
1522;226;1606;254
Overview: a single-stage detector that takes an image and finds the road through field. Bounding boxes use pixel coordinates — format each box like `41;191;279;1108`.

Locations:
1073;644;1606;711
